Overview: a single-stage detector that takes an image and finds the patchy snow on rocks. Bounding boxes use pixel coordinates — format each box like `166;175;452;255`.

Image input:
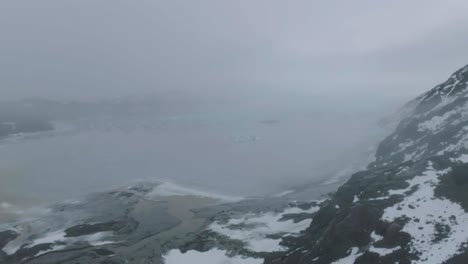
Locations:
382;163;468;264
208;204;320;253
331;247;360;264
418;109;459;132
368;245;399;256
437;126;468;155
163;249;262;264
2;229;116;257
33;244;66;258
450;153;468;163
2;230;67;256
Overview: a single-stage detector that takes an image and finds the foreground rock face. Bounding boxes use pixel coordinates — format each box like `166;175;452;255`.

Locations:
266;65;468;263
0;184;191;264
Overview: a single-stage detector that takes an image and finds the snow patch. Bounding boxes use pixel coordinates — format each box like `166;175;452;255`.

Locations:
390;140;415;156
418;110;458;132
353;196;359;203
331;247;360;264
34;245;66;257
2;230;66;256
26;230;66;249
2;230;115;256
368;246;399;256
451;154;468;163
437;126;468;155
382;163;468;264
209;204;320;252
89;240;117;246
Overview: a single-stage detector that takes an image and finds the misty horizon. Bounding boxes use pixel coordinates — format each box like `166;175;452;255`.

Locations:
2;2;468;264
2;1;468;102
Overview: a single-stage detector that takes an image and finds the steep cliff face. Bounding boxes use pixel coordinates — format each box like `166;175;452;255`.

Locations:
267;65;468;264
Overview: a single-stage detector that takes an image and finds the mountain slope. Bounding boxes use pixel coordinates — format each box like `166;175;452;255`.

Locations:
266;64;468;264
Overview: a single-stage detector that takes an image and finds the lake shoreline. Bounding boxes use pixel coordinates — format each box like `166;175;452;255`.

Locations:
0;180;329;263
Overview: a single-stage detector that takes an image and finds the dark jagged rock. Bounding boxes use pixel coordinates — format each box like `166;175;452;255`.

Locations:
64;221;135;237
266;64;468;264
93;248;115;256
0;185;183;264
0;230;18;249
279;212;315;223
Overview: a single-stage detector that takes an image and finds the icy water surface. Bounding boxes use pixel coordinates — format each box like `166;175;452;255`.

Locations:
0;109;385;209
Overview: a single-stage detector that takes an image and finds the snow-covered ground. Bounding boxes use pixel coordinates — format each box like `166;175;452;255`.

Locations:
382;163;468;263
333;161;468;264
208;204;321;252
2;229;116;258
163;202;322;263
331;248;359;264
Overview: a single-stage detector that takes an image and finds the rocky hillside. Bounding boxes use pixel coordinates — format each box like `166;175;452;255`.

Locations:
266;65;468;264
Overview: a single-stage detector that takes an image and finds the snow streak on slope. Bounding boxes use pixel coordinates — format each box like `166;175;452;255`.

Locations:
209;204;321;252
331;162;468;264
2;230;116;257
331;248;360;264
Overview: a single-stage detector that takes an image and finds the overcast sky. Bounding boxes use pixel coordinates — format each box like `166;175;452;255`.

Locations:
1;0;468;101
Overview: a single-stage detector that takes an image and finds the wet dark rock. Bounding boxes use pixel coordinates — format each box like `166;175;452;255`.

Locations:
279;212;315;223
0;230;20;263
291;201;318;211
10;243;60;263
93;248;115;256
450;163;468;185
64;221;129;237
0;230;19;249
177;230;258;258
279;204;382;263
355;249;413;264
432;223;451;243
384;223;402;240
444;252;468;264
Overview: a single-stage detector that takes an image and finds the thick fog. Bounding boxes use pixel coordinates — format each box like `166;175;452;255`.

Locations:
1;1;468;206
1;0;468;102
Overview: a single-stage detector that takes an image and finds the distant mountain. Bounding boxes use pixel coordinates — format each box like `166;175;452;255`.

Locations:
0;95;172;138
266;65;468;263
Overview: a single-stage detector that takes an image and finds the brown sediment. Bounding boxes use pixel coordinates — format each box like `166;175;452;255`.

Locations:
117;195;220;259
0;196;45;223
163;195;219;234
0;211;18;223
0;173;46;224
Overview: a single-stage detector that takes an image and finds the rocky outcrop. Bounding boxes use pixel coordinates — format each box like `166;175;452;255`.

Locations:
266;65;468;263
